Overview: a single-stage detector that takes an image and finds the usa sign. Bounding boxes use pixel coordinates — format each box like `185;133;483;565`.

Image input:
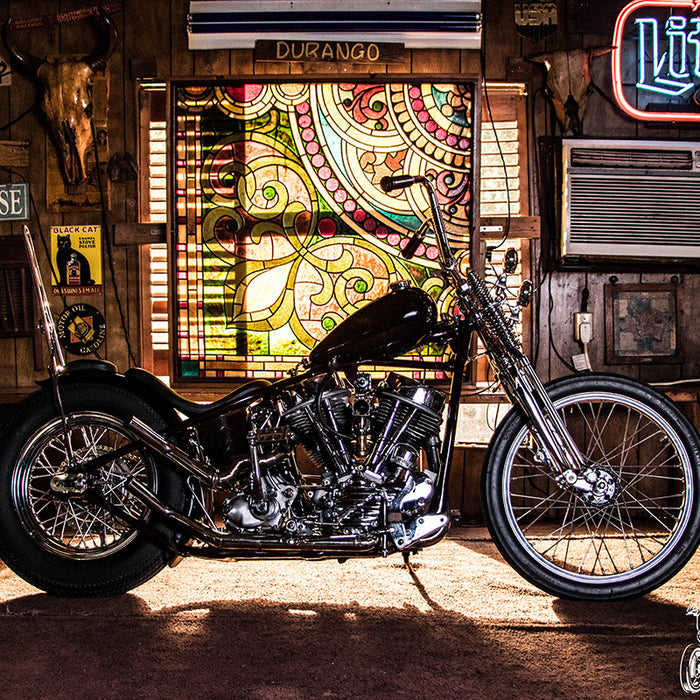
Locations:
613;0;700;121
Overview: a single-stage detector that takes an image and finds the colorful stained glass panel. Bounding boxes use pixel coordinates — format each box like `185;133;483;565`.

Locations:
172;80;476;380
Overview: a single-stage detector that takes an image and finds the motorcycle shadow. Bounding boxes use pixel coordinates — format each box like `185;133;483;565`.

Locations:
0;583;692;700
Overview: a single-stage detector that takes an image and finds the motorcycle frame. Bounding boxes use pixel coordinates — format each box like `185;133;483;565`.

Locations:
122;336;471;559
21;173;589;559
22;213;470;555
72;330;471;546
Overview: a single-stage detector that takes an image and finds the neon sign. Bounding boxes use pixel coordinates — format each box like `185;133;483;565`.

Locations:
612;0;700;121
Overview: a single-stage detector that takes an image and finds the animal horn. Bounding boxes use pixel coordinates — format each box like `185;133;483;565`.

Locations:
526;52;550;64
1;18;43;77
590;45;614;58
84;7;118;73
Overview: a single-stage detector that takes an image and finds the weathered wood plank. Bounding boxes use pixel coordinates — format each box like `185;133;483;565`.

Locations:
410;49;459;74
0;140;29;167
114;222;166;246
480;216;540;239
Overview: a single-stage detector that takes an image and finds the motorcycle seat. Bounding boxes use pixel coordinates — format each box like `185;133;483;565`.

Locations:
124;367;271;418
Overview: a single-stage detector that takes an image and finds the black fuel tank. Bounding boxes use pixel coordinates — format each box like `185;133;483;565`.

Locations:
308;285;437;369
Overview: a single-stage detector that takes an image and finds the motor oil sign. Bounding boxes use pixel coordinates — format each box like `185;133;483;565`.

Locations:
56;303;106;355
613;0;700;121
51;224;102;295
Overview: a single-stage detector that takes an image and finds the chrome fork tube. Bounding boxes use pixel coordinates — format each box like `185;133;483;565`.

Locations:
423;175;586;478
499;357;586;475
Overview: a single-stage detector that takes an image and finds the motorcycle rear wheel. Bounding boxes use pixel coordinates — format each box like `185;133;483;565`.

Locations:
482;373;700;601
0;383;186;597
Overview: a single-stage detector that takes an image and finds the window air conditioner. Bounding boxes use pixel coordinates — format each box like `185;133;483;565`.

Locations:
562;139;700;262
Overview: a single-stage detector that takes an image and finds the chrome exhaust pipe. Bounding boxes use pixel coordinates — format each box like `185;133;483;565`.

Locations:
122;474;377;553
128;417;216;485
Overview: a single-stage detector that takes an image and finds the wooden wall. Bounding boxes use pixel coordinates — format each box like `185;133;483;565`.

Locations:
0;0;698;407
482;0;700;386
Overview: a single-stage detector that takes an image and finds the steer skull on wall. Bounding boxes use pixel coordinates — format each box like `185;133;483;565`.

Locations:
529;46;613;136
1;8;117;186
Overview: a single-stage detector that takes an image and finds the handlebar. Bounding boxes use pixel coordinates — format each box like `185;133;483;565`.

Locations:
380;175;456;270
379;175;529;376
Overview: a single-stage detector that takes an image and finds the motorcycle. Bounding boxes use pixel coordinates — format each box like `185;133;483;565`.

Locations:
2;174;700;601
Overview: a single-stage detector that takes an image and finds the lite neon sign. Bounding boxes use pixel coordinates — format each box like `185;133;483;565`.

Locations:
612;0;700;121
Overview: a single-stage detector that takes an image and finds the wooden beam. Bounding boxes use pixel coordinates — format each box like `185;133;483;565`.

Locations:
480;215;540;239
0;141;30;168
113;222;166;246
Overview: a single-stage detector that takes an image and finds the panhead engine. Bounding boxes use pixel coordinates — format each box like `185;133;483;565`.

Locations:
282;372;445;486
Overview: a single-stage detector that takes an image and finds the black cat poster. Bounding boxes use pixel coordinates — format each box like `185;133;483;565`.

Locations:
51;225;103;296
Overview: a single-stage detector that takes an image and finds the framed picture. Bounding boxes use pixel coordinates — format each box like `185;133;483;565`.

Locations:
604;283;683;364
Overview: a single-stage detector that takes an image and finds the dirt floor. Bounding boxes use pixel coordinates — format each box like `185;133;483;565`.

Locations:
1;525;699;699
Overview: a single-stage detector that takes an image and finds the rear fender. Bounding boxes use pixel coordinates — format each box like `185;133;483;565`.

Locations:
37;359;181;426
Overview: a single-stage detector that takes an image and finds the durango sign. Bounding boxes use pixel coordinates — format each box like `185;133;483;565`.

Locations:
612;0;700;121
256;40;405;63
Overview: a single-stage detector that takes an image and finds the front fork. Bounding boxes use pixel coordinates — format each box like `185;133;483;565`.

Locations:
501;357;585;474
496;354;614;503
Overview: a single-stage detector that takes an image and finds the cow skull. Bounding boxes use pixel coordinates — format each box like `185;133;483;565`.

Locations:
529;47;613;136
1;9;117;185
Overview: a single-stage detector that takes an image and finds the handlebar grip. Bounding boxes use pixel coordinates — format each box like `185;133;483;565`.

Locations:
401;233;423;260
380;175;425;193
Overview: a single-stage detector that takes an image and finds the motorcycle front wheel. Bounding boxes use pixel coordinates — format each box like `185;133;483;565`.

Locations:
0;382;187;597
482;373;700;601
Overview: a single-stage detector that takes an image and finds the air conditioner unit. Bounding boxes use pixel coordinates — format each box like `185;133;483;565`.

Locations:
562;139;700;263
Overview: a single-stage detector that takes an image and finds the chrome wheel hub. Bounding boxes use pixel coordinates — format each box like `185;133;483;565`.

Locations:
559;466;618;507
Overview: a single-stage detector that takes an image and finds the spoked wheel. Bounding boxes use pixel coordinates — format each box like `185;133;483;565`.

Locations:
0;383;186;596
13;413;156;559
482;374;700;600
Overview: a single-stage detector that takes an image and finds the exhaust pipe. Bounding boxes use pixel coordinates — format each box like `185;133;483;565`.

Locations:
128;417;217;486
123;475;376;553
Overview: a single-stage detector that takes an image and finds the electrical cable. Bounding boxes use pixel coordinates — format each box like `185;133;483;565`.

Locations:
0;99;40;132
91;121;137;366
479;45;512;252
529;87;548;369
589;80;627;116
547;270;576;373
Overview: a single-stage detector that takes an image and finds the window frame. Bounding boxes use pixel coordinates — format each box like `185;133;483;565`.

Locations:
137;79;534;387
168;75;480;385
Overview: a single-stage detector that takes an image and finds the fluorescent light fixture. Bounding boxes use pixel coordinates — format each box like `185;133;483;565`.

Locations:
187;1;482;50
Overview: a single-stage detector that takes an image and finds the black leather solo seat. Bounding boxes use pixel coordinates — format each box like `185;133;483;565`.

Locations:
124;367;271;418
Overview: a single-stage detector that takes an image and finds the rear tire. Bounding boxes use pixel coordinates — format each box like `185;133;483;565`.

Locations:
482;373;700;600
0;383;187;597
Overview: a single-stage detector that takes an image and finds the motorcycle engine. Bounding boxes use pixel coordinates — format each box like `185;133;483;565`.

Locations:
219;372;445;542
284;373;444;473
279;372;445;527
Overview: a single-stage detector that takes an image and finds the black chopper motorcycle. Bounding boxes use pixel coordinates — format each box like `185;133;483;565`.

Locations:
1;174;699;601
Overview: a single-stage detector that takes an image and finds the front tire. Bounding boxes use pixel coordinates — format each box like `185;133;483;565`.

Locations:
482;373;700;600
0;383;187;597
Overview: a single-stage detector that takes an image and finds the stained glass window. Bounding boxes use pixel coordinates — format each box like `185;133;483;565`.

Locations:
172;80;476;380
